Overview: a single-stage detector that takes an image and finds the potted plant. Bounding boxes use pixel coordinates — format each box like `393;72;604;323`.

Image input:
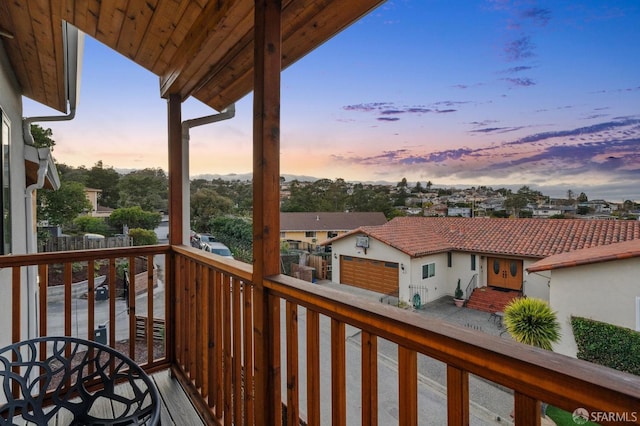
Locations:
453;278;464;307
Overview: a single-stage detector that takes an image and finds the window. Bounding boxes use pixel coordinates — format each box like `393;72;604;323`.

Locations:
422;263;435;279
447;252;452;267
305;231;316;238
327;231;338;238
0;111;10;255
471;254;476;271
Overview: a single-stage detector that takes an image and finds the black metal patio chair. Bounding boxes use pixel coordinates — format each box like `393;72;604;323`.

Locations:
0;336;160;425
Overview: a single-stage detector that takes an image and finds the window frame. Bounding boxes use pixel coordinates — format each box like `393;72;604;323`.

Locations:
422;262;435;279
0;109;10;255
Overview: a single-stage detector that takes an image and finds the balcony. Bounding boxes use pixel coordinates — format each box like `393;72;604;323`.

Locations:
1;245;638;426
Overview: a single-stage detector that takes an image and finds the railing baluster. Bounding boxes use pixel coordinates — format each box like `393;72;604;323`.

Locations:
64;262;72;342
195;263;204;390
223;273;232;425
306;309;320;426
213;270;224;420
362;331;378;426
199;266;210;397
11;266;21;399
286;301;299;426
447;365;469;425
331;319;346;426
188;259;197;377
398;346;418;426
38;264;48;361
108;258;116;350
243;280;255;426
87;260;95;342
269;293;282;426
513;392;541;426
233;278;243;425
146;254;155;365
128;256;136;359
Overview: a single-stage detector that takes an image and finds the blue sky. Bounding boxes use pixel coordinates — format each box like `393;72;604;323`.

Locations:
25;1;640;202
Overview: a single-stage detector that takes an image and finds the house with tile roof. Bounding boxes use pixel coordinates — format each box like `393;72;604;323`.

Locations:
280;212;387;245
526;239;640;357
324;217;640;336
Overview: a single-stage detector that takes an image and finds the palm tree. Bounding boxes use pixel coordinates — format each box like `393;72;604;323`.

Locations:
503;297;560;350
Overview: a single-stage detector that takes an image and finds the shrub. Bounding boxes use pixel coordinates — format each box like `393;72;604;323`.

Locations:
571;316;640;375
128;228;158;246
503;297;560;350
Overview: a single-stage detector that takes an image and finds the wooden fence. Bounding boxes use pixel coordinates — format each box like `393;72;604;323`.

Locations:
39;236;133;252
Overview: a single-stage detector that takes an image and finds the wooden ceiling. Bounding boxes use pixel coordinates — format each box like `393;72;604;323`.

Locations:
1;0;385;114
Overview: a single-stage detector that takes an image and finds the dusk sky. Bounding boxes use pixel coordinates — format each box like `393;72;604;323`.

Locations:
24;1;640;202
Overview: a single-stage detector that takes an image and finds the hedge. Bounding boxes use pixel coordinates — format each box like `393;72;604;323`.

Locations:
571;316;640;375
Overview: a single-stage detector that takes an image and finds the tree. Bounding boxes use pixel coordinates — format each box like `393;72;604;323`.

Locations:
208;216;253;263
118;168;168;211
109;206;162;231
30;124;55;149
73;216;110;235
190;188;234;231
86;161;121;208
394;178;409;206
566;189;574;201
37;181;92;227
504;298;560;351
128;228;158;246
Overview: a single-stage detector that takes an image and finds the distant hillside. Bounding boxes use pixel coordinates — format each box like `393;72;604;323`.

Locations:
193;173;319;182
191;172;397;186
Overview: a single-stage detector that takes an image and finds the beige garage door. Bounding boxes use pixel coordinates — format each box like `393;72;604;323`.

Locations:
340;256;399;295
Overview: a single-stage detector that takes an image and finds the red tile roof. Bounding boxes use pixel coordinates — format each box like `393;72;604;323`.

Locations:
329;217;640;258
280;212;387;231
527;239;640;272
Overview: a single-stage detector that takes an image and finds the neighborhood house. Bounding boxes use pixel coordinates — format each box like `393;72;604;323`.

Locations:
325;216;640;356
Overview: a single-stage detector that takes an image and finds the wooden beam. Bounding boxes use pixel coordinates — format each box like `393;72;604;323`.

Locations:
252;0;282;424
167;94;183;245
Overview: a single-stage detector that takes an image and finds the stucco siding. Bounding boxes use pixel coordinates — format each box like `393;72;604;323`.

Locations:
523;259;550;300
0;42;30;346
550;258;640;357
331;236;408;296
408;253;448;303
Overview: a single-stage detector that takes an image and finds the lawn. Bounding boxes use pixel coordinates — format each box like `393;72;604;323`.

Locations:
546;406;599;426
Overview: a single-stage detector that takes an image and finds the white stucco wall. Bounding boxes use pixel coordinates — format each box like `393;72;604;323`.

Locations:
330;235;410;297
550;258;640;358
0;43;31;347
523;259;550;301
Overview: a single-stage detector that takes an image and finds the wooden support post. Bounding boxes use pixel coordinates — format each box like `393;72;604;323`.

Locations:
167;93;183;246
252;0;283;424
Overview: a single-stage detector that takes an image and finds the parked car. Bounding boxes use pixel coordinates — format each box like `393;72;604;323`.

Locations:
191;232;216;249
203;242;234;259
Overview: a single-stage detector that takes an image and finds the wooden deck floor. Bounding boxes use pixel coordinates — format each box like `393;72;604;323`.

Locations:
150;369;205;425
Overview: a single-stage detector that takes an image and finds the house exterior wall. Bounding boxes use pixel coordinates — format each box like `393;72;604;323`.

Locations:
282;230;338;244
408;252;449;303
522;259;550;301
550;258;640;358
331;236;409;296
0;43;31;347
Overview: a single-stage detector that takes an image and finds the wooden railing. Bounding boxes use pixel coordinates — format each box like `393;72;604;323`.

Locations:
2;245;640;425
0;245;170;372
